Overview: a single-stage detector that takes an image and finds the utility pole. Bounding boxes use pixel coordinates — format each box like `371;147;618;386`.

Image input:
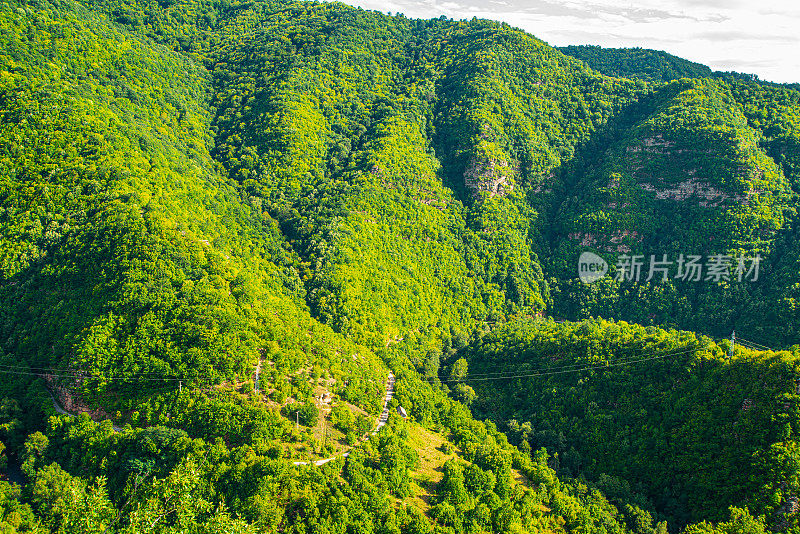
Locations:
254;364;260;393
296;411;299;432
320;412;325;454
729;331;736;359
179;380;182;394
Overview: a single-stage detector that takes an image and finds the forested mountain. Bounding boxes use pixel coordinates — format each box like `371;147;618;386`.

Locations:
1;0;799;531
559;44;800;90
558;46;714;84
461;318;800;529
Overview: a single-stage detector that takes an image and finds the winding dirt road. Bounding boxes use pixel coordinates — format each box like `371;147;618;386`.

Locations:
293;372;395;466
49;391;123;432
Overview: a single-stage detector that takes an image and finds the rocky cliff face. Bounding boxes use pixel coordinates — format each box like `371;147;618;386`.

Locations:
463;126;516;198
463;153;514;197
45;375;113;422
550;80;792;267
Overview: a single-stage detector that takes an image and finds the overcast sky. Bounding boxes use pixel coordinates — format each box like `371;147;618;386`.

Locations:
333;0;800;84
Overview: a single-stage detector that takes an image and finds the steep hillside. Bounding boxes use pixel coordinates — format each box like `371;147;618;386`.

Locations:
555;78;790;259
460;318;800;529
548;78;800;345
0;0;387;439
208;5;498;345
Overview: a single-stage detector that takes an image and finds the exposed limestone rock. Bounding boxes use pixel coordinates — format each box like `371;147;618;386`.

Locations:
625;135;676;154
463;126;515;198
45;374;113;422
774;495;799;532
623;134;755;207
464;154;514;197
639;176;746;207
569;229;642;253
531;172;555;194
568;232;597;247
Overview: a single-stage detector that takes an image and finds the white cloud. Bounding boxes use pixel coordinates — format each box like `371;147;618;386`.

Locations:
329;0;800;83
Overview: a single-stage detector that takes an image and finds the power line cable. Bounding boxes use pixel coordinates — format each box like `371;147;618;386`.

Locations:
443;345;699;383
736;337;773;351
445;342;697;379
460;347;697;382
0;366;185;382
0;361;183;378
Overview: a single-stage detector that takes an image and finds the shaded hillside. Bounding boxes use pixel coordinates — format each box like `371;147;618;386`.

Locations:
559;44;800;92
547;78;800;345
460;318;800;529
558;45;714;84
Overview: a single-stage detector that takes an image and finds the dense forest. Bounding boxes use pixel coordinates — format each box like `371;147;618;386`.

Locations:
461;318;800;529
559;44;800;91
1;0;800;531
558;46;714;84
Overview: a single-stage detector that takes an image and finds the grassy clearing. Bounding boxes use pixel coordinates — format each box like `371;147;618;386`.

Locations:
404;423;456;511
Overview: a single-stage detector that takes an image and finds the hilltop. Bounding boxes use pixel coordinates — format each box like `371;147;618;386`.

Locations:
559;45;714;84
